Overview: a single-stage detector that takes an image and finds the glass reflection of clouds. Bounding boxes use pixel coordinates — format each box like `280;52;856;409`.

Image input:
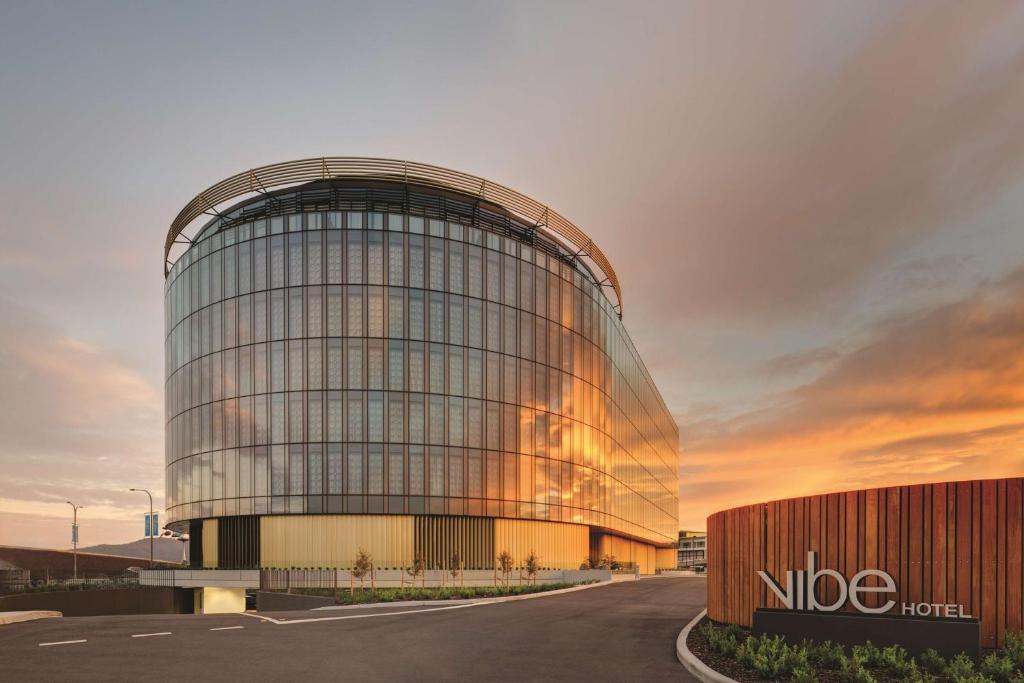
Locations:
164;182;678;546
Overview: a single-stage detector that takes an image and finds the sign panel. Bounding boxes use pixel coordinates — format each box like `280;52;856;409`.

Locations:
757;551;971;619
71;523;79;545
144;514;159;538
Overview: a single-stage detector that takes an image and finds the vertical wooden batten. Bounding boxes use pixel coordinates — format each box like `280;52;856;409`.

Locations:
706;476;1024;649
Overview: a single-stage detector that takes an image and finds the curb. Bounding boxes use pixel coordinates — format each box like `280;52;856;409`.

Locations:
311;579;614;611
0;610;62;626
676;609;739;683
314;599;483;610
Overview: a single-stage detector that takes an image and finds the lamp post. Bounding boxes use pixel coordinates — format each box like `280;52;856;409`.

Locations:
129;488;154;568
66;501;82;581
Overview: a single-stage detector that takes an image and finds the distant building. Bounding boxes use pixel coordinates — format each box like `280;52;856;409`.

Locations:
677;530;706;568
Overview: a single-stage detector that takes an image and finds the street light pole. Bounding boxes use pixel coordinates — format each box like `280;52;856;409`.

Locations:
66;501;82;581
129;488;154;568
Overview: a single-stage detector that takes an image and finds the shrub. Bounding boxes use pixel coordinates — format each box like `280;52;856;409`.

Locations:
953;676;996;683
736;636;757;669
809;641;847;670
720;623;746;641
718;635;739;658
734;633;806;680
980;653;1016;683
852;642;882;668
786;644;810;675
946;654;979;681
1005;631;1024;670
697;624;1024;683
899;659;929;682
877;644;916;678
701;622;740;657
790;665;818;683
753;645;789;679
920;649;947;675
839;655;876;683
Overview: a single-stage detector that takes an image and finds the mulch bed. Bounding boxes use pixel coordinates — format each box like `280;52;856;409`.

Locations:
686;617;772;683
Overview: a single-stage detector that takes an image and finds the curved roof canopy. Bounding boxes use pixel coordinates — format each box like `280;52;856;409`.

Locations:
165;157;622;313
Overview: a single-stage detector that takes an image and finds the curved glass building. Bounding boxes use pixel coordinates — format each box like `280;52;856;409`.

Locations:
164;158;678;572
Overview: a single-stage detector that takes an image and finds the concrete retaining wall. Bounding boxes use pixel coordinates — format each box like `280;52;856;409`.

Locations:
0;587;193;616
256;591;336;611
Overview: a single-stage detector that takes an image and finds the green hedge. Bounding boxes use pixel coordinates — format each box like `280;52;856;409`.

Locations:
287;580;595;605
699;622;1024;683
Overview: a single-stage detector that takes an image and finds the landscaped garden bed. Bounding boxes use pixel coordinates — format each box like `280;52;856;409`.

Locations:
688;618;1024;683
279;581;596;605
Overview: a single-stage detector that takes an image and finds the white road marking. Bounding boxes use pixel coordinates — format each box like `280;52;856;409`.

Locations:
237;581;616;628
131;632;172;638
209;626;244;631
240;601;481;626
38;640;87;647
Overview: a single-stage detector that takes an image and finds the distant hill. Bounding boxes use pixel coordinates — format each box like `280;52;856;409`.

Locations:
79;538;188;563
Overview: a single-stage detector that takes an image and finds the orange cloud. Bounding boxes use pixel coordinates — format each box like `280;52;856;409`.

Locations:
680;269;1024;529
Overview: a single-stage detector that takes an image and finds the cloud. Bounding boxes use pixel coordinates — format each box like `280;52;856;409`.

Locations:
2;2;1024;547
0;298;163;546
614;2;1024;324
762;346;842;378
680;269;1024;529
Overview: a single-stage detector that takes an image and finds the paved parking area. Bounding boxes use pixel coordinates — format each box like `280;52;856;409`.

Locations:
0;577;705;682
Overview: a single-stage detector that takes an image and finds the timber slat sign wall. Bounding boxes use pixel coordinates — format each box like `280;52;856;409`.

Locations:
706;477;1024;648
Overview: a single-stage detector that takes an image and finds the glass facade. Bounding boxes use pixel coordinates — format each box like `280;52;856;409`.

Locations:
164;180;679;547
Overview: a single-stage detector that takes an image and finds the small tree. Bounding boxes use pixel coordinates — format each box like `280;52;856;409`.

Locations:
524;551;540;584
497;549;513;586
449;552;461;586
580;556;597;570
405;553;425;588
599;553;619;570
352;548;372;590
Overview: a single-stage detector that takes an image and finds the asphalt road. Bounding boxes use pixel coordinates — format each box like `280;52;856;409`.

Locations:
0;577;705;682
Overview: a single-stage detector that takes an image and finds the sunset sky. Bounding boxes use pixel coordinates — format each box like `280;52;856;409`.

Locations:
1;1;1023;548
